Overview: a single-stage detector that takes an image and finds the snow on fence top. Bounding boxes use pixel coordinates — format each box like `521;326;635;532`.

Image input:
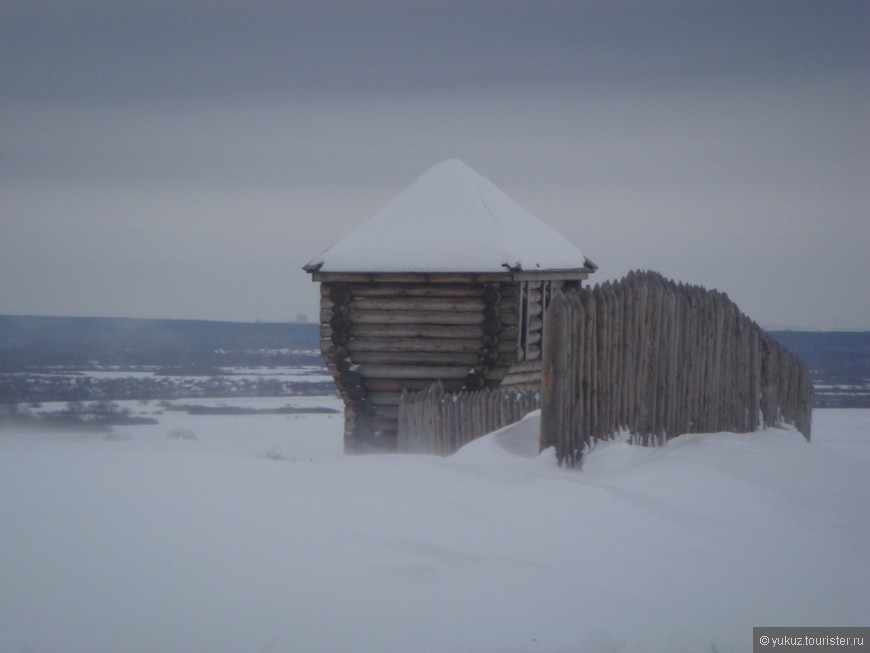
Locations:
305;159;588;274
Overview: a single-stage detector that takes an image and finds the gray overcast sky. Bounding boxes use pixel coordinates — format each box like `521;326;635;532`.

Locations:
2;0;868;329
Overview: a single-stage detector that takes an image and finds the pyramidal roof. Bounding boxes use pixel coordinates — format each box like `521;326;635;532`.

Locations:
305;159;589;274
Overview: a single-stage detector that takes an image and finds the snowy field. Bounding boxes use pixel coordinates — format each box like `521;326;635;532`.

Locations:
5;365;333;387
1;403;867;653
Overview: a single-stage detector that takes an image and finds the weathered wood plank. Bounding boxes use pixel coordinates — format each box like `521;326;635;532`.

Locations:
349;310;485;325
506;360;543;374
365;391;403;406
350;350;480;366
350;324;483;339
358;364;472;380
513;270;591;281
499;369;542;388
346;336;515;354
350;297;486;312
540;291;568;457
347;338;482;353
323;283;485;298
370;405;399;421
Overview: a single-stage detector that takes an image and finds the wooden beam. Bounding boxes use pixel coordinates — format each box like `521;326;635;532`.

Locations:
312;272;512;284
350;297;485;312
347;337;483;353
358;364;471;380
363;378;467;393
512;270;591;281
350;324;483;339
350;310;485;325
350;350;480;366
326;284;485;298
365;391;403;406
499;370;542;388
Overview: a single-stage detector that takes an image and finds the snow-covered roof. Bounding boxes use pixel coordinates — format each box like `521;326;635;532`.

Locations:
305;159;590;274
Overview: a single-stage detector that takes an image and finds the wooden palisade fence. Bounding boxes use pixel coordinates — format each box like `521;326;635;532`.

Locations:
398;381;540;455
541;271;814;466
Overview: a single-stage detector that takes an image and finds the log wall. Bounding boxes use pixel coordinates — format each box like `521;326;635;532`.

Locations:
540;271;814;466
318;277;523;451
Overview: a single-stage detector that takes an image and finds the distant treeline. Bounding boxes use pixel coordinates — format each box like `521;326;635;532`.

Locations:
769;331;870;408
769;331;870;381
0;316;867;408
0;315;321;369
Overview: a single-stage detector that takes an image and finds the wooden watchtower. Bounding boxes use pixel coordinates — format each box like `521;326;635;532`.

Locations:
304;160;595;452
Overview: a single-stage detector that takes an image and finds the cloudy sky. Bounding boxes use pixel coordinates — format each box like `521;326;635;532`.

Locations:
2;0;867;329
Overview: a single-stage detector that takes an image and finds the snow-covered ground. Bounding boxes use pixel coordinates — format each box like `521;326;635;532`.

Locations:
8;365;333;384
1;404;867;653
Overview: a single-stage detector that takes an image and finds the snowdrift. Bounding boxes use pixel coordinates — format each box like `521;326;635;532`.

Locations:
1;403;867;653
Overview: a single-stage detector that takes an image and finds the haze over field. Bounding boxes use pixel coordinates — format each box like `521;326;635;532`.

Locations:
2;1;868;329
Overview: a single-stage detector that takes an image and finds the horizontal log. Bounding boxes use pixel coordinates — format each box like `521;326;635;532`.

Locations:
318;308;334;324
351;350;480;366
321;288;518;312
320;324;518;344
326;339;494;364
327;311;517;330
363;378;466;394
350;310;484;325
513;270;591;281
500;377;542;390
325;284;485;298
526;301;544;317
499;370;542;388
349;324;484;339
365;391;403;406
320;301;519;325
347;337;482;354
358;364;472;380
350;297;485;312
482;365;512;382
369;405;399;421
506;360;543;374
319;280;540;302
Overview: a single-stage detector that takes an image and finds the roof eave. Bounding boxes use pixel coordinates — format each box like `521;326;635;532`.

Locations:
308;264;595;284
511;268;594;282
308;270;517;284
